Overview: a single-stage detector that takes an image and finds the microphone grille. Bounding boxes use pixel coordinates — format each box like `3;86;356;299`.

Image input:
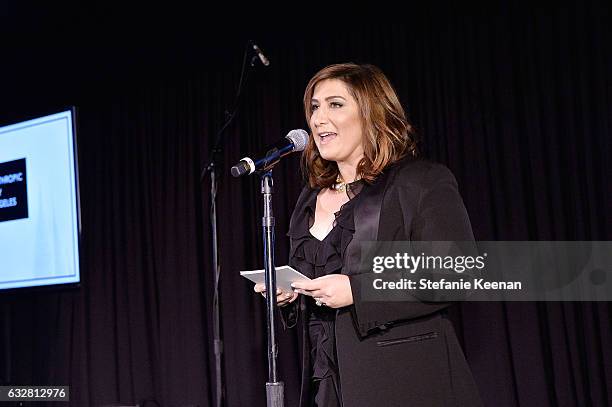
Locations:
286;129;309;152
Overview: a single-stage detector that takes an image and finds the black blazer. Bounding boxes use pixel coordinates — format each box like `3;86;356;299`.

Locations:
284;157;483;407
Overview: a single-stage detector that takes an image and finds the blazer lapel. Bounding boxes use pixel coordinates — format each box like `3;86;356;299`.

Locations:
344;167;395;275
287;186;317;259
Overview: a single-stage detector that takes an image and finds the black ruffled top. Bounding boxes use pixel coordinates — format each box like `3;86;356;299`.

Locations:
289;181;364;404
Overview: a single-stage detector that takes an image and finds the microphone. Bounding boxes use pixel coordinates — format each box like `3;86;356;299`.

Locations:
252;43;270;66
231;129;309;177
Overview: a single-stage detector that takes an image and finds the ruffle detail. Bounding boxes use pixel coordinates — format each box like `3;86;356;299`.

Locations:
286;184;363;382
288;189;358;279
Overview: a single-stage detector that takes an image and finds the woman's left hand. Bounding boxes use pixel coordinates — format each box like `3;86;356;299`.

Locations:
291;274;353;308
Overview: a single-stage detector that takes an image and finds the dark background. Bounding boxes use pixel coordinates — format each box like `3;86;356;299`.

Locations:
0;3;610;406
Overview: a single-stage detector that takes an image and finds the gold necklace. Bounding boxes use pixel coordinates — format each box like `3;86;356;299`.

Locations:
332;175;351;193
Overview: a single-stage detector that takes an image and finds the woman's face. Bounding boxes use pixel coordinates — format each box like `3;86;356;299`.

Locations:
309;79;364;167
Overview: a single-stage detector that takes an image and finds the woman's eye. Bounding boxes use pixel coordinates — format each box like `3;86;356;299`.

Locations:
330;102;343;108
311;104;319;111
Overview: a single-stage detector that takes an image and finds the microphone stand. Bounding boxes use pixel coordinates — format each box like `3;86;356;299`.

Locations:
260;170;284;407
199;39;265;407
208;158;223;407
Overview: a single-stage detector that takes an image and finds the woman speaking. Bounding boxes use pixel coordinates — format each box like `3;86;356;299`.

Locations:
256;63;482;407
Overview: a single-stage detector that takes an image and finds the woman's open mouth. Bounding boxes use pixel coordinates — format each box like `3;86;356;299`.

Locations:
319;132;337;144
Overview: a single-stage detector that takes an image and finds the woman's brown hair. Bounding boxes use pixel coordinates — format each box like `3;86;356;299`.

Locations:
302;63;418;188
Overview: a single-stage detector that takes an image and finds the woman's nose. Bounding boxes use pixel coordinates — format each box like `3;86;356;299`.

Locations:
313;108;328;127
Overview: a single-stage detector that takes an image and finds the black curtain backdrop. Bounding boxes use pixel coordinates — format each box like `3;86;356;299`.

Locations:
0;4;610;407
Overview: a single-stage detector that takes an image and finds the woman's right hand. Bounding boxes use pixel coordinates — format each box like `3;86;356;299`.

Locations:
254;283;298;307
